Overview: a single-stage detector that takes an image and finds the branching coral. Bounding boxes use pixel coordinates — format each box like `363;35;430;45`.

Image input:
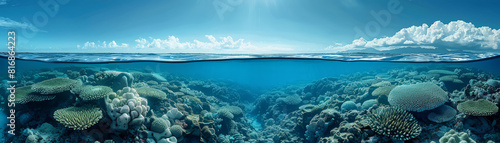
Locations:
366;107;421;140
53;105;103;130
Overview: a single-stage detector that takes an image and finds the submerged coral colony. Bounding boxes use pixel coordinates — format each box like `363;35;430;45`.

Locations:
1;66;500;143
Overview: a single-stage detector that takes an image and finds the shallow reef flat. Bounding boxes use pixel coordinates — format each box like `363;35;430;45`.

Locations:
1;65;500;143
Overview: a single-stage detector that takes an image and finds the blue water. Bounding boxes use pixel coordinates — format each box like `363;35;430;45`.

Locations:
2;53;500;89
1;53;500;142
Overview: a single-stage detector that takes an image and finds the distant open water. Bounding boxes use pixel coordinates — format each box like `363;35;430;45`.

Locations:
1;52;499;63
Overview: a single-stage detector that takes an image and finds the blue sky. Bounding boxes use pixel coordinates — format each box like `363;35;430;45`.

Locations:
1;0;499;53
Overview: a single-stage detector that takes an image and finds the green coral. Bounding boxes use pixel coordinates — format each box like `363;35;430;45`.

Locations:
439;75;464;84
428;70;456;75
388;83;448;112
53;105;103;130
439;129;476;143
170;125;184;138
372;86;395;97
80;85;113;101
366;107;421;141
457;99;498;116
136;87;167;99
219;106;243;116
32;78;78;94
15;86;56;104
218;110;234;119
151;117;170;133
185;95;202;104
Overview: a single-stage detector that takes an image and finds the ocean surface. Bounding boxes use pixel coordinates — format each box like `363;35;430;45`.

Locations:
1;53;500;143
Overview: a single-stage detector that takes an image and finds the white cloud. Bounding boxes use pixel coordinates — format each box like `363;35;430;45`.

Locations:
78;41;129;49
0;17;42;32
328;20;500;53
134;35;293;53
76;35;294;53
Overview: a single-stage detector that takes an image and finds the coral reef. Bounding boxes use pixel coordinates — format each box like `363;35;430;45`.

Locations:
438;129;476;143
53;105;103;130
457;99;499;116
427;105;457;123
31;78;78;94
7;65;500;143
388;82;448;112
365;107;421;140
79;85;113;101
105;87;149;132
136;87;167;99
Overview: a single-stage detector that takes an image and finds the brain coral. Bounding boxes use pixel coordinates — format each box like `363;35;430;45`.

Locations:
366;107;421;141
170;125;184;138
457;99;498;116
53;105;103;130
80;85;113;101
439;129;476;143
136;87;167;99
388;83;448;112
219;106;243;116
32;78;78;94
277;95;302;105
427;105;457;123
372;86;395;97
151;117;170;133
15;86;56;104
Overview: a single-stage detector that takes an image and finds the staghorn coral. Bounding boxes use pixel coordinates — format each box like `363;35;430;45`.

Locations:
457;99;498;116
388;83;448;112
136;87;167;99
79;85;113;101
366;107;421;141
53;105;103;130
31;78;78;94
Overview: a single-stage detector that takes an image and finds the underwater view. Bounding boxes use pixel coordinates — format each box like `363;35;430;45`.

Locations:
0;54;499;143
1;0;500;143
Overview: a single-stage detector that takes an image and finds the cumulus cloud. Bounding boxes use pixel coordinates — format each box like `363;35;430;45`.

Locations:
135;35;254;50
0;17;43;32
77;41;129;49
134;35;292;53
328;20;500;53
76;35;294;53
